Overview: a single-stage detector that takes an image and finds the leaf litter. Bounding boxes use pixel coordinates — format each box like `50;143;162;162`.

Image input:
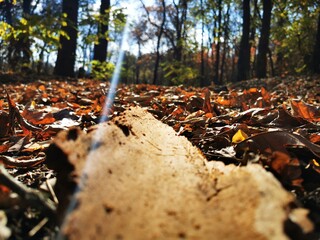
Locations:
0;75;319;239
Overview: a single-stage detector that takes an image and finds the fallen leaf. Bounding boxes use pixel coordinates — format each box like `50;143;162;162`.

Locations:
202;88;213;114
290;99;320;122
235;131;320;159
232;129;248;143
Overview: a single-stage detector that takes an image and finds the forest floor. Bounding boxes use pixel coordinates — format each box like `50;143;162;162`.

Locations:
0;73;319;239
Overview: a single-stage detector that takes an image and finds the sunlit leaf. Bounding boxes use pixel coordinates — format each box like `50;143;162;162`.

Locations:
20;18;28;25
290;99;320;122
236;130;320;157
232;129;248;143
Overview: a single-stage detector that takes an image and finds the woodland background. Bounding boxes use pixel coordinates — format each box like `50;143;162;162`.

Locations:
0;0;319;86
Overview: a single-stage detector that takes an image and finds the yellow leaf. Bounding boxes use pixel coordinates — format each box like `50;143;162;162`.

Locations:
20;18;28;25
232;129;248;143
312;159;320;167
30;100;36;109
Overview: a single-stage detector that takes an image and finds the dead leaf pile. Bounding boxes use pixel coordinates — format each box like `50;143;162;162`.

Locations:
0;75;318;238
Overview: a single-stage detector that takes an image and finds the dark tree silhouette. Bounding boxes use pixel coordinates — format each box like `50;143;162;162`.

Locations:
93;0;110;62
219;4;230;83
256;0;273;78
237;0;251;81
214;0;222;84
312;12;320;74
55;0;79;77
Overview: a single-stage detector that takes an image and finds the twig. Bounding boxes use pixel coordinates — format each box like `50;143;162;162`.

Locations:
46;179;59;204
0;165;56;216
28;217;49;237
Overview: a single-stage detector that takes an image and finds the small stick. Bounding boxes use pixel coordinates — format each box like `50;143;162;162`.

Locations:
45;179;59;205
0;165;56;216
28;217;49;237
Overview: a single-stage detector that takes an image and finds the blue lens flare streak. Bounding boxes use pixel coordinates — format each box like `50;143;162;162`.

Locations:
57;17;131;239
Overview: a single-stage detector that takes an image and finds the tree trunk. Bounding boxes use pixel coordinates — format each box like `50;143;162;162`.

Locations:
250;0;258;77
200;0;206;87
311;13;320;74
173;0;187;63
93;0;110;62
214;0;222;84
136;42;141;84
21;0;32;66
274;1;286;76
219;5;230;83
54;0;79;77
268;48;274;77
153;0;166;85
256;0;273;79
237;0;251;81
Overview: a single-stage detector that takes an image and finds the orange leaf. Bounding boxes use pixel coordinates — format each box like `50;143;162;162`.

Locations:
310;134;320;144
38;84;46;91
22;108;55;125
171;106;184;117
270;151;301;185
290;99;320;122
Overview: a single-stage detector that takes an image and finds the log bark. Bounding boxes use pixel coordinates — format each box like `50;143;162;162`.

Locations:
46;107;313;240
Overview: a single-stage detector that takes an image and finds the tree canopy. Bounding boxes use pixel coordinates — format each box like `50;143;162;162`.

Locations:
0;0;319;84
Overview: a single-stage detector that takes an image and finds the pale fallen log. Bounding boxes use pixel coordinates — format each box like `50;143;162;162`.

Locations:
46;107;313;240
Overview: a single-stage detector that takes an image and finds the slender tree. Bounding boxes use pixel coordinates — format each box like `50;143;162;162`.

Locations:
273;1;287;76
131;19;148;83
169;0;189;62
213;0;222;84
199;0;205;86
55;0;79;77
140;0;166;85
93;0;110;62
249;0;259;77
256;0;273;78
237;0;251;81
154;0;166;85
21;0;32;65
219;3;230;83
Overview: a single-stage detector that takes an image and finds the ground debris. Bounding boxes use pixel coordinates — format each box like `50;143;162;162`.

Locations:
47;107;314;240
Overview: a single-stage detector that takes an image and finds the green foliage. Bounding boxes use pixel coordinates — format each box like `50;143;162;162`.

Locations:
79;6;126;47
0;7;66;70
90;60;115;80
162;60;199;86
0;21;15;43
271;1;319;74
